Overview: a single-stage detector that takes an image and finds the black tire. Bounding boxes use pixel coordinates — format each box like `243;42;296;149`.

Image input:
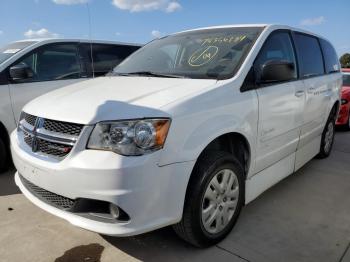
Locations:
173;151;245;247
0;137;8;172
317;109;336;159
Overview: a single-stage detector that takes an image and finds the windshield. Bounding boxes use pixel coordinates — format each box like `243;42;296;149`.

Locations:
343;73;350;86
0;41;37;65
113;27;263;80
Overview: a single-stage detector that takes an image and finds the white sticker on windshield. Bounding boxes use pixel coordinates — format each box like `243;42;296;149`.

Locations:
3;49;21;54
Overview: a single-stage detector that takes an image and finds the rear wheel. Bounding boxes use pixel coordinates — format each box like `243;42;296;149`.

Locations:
317;109;336;158
0;138;8;172
173;151;244;247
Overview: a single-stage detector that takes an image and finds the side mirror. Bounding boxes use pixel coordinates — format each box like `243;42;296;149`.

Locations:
259;60;295;84
9;63;34;81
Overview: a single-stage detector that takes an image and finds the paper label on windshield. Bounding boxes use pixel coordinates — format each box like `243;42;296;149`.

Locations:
3;49;21;54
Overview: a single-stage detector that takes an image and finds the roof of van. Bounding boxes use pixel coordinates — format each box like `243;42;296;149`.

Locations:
174;24;327;41
13;38;142;46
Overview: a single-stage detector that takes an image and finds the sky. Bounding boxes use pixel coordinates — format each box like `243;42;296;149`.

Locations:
0;0;349;56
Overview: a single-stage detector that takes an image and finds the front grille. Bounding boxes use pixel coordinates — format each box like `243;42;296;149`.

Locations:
23;133;32;147
43;119;83;136
23;131;73;158
20;112;83;159
24;113;37;126
37;139;72;158
20;174;75;210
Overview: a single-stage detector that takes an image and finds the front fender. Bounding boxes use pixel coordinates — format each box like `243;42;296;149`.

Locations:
159;83;258;177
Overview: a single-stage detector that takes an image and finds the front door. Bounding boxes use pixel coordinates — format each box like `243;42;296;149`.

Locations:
254;31;305;172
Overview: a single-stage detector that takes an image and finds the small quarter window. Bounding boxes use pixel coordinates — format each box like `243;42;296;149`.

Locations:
320;39;340;74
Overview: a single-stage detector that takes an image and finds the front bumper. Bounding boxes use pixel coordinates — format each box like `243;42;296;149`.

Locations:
11;130;195;236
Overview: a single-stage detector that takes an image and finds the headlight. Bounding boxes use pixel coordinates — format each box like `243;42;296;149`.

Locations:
87;118;171;156
341;99;348;105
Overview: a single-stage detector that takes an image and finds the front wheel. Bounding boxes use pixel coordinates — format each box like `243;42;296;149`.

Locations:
317;110;336;158
173;151;244;247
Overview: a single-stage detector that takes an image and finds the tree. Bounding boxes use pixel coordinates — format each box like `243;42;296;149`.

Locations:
340;53;350;68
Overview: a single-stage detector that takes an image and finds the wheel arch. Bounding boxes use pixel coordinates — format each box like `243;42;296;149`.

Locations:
183;132;251;207
194;132;251;178
333;100;340;116
179;132;251;231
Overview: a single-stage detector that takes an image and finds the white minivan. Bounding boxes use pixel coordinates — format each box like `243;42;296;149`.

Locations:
0;39;141;171
11;25;341;247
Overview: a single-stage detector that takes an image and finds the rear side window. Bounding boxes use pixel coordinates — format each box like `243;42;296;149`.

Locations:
83;44;140;76
320;39;340;73
294;33;324;78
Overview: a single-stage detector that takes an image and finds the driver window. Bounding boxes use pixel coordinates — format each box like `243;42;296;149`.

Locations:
13;43;81;82
254;32;297;80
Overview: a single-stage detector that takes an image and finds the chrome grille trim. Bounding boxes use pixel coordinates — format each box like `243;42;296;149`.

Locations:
35;128;78;145
19;122;77;146
18;112;84;159
21;120;35;133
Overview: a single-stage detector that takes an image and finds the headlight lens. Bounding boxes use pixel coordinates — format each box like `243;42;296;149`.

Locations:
87;119;171;156
341;99;348;105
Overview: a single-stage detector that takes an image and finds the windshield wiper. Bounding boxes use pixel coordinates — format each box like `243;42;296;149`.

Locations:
115;71;188;79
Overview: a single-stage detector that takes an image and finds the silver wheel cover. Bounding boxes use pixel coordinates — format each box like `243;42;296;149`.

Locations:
324;121;334;153
201;169;239;234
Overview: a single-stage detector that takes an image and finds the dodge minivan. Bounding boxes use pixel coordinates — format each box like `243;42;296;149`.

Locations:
0;39;141;171
11;25;341;247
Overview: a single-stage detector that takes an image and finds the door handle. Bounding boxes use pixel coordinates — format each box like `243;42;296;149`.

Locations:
295;90;305;97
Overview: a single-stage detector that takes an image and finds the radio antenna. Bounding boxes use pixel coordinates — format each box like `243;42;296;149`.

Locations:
86;3;95;78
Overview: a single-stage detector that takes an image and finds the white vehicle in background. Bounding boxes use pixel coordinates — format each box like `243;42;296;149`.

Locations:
11;25;341;247
0;39;141;171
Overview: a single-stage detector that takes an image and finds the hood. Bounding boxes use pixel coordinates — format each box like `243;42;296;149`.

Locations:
23;76;217;124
